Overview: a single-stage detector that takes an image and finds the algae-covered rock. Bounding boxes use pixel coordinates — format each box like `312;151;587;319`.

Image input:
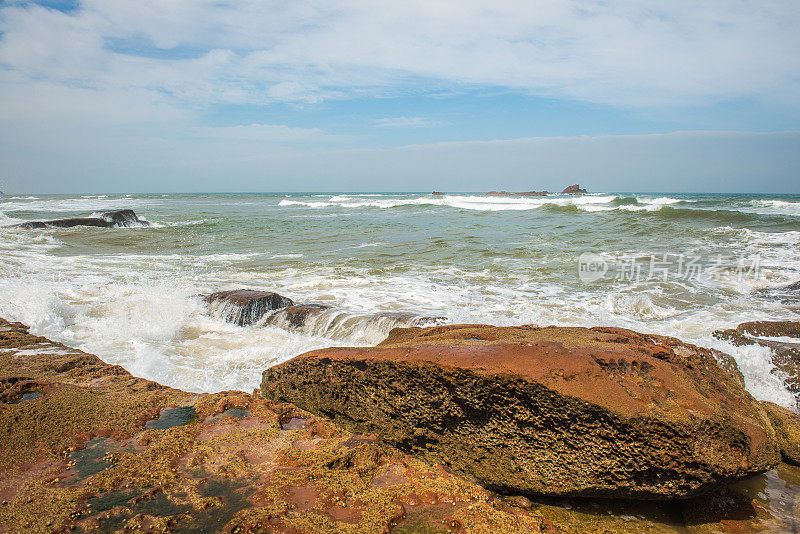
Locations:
761;401;800;465
262;324;779;499
0;318;566;534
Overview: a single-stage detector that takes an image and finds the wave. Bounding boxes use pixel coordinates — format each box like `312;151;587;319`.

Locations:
747;199;800;217
277;194;694;213
647;206;761;223
610;196;638;206
257;307;440;343
0;196;151;213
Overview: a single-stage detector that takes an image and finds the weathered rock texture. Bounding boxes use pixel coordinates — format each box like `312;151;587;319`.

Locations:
714;321;800;398
0;318;571;534
761;401;800;465
561;184;587;194
204;288;444;341
204;289;294;326
16;209;150;229
262;324;779;499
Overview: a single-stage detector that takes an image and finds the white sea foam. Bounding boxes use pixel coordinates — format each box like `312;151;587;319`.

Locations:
0;196;152;213
278;194;696;213
1;193;798;409
747;199;800;217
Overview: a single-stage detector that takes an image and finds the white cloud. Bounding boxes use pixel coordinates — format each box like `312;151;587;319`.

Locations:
375;116;440;128
194;123;352;143
0;0;798;109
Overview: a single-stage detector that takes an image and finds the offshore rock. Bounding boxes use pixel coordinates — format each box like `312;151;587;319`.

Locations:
16;209;150;229
204;289;294;326
262;324;779;499
714;320;800;399
561;184;587;194
761;401;800;465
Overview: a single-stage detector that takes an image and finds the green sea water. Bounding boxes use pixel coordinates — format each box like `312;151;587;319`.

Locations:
0;192;798;405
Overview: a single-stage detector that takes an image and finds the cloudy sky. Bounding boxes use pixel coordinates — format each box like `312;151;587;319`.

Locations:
0;0;798;193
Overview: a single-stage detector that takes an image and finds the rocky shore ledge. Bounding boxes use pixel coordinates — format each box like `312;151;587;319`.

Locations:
3;318;800;533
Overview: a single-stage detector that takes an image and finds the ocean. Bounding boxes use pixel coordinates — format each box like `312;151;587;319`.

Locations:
1;192;798;407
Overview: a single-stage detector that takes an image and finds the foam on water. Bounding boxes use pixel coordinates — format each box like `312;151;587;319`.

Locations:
279;194;699;213
748;199;800;217
1;192;798;407
0;196;152;213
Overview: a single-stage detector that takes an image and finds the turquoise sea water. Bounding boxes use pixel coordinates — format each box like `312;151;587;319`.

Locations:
0;192;798;404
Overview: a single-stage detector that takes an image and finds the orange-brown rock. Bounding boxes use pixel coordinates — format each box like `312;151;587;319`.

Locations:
262;324;779;499
0;318;570;534
761;401;800;465
561;184;587;194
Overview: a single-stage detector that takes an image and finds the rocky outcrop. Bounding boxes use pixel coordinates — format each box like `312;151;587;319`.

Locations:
714;321;800;398
262;324;779;499
561;184;587;194
204;289;294;326
761;401;800;465
4;318;800;533
16;209;150;229
205;289;444;341
0;318;574;534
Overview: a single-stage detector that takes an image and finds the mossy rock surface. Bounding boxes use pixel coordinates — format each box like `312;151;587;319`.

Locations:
263;324;779;499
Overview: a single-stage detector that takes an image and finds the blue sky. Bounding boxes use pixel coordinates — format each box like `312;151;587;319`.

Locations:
0;0;799;193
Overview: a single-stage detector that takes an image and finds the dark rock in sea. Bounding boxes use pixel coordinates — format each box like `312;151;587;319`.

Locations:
280;303;333;328
16;209;150;229
431;191;444;195
486;190;549;197
262;324;779;499
714;321;800;399
561;184;587;194
761;401;800;465
204;289;294;326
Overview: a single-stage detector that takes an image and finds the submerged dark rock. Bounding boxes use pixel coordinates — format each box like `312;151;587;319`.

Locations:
280;303;333;328
205;288;444;341
204;289;294;326
262;324;779;500
16;209;150;229
714;321;800;399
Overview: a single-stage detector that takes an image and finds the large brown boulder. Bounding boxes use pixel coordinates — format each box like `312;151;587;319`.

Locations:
714;321;800;398
204;289;294;326
262;324;779;499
